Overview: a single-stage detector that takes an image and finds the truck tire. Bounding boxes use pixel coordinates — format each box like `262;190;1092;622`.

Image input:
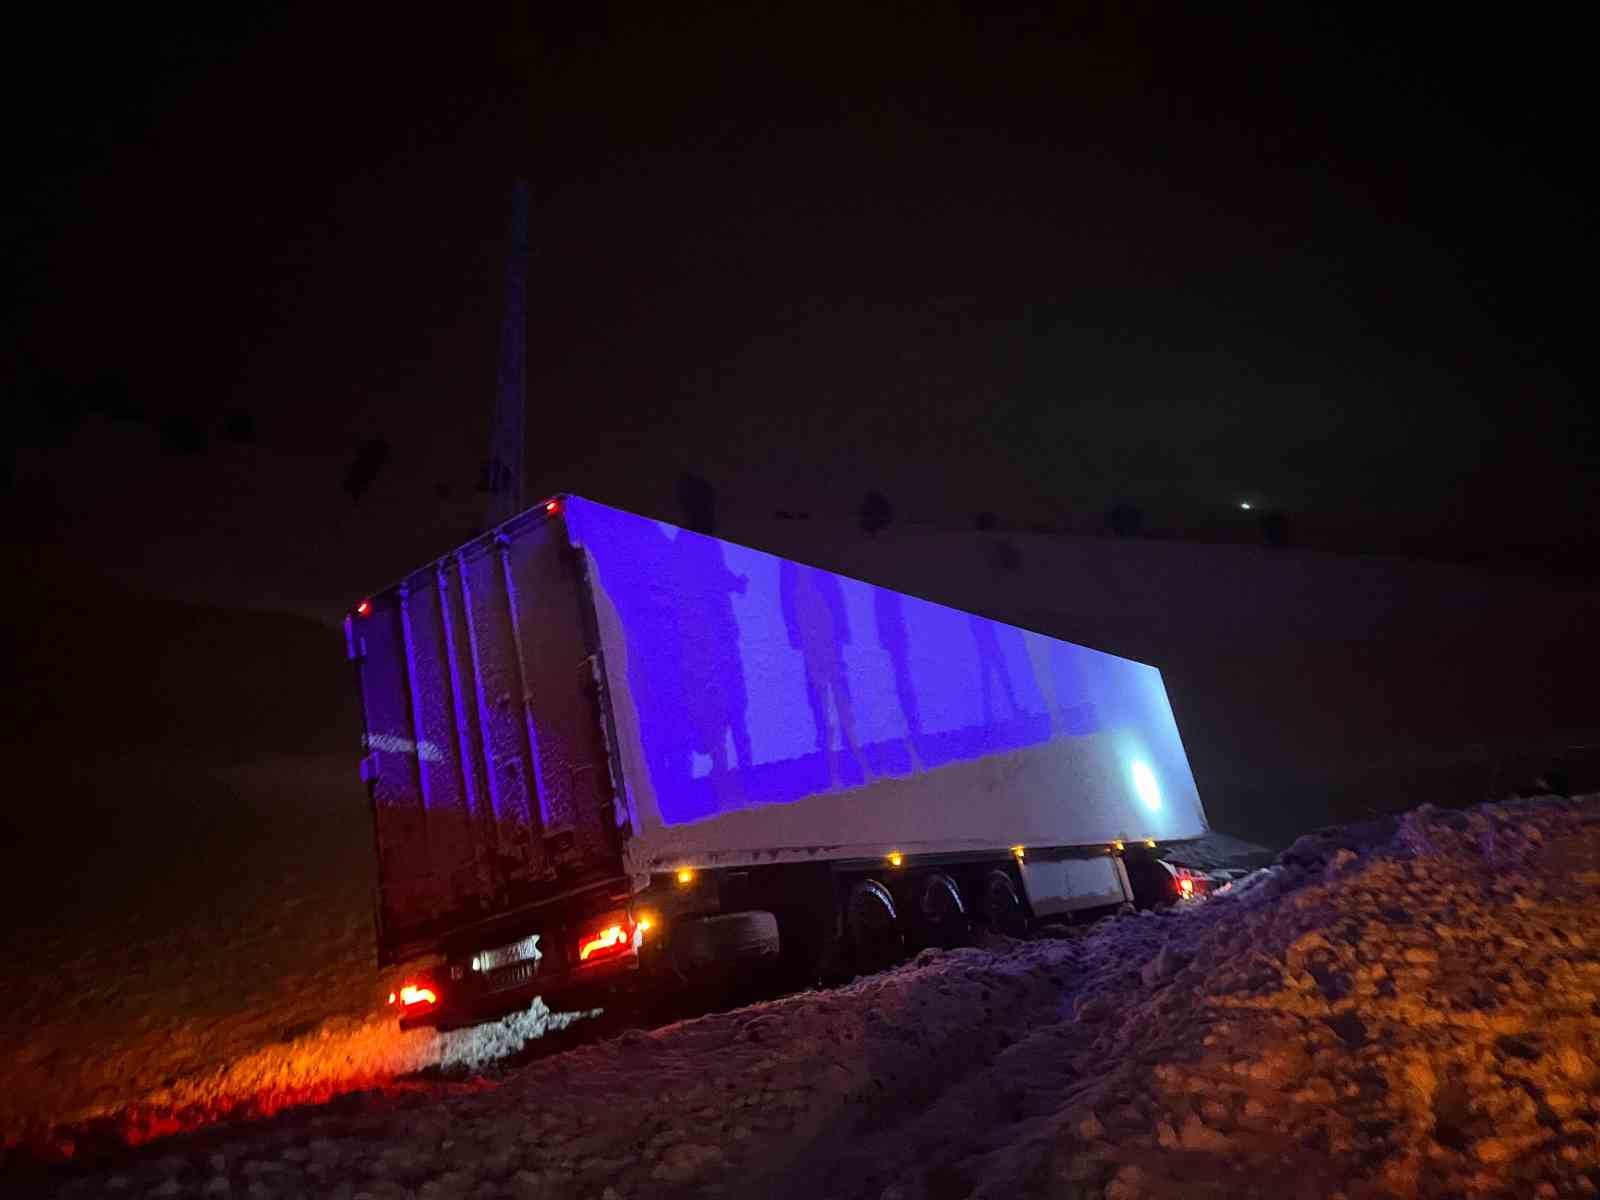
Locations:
671;911;781;972
979;868;1029;937
846;879;904;976
909;871;969;949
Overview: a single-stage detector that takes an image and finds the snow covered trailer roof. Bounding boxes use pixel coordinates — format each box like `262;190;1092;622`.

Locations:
562;497;1208;881
348;496;1207;964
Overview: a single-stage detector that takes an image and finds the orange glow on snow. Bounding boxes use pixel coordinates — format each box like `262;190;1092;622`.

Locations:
15;1023;502;1162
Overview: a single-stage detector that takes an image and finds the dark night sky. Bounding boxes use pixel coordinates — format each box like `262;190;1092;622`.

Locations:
6;1;1595;618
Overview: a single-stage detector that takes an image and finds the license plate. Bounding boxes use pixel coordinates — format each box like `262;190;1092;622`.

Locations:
478;933;542;973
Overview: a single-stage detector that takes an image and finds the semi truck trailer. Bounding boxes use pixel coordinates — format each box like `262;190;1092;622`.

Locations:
345;496;1209;1029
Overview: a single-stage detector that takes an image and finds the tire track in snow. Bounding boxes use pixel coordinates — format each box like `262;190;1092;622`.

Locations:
747;942;1094;1200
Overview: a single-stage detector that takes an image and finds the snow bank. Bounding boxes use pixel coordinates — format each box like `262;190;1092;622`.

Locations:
30;794;1600;1200
6;999;602;1169
0;755;587;1154
124;1000;597;1136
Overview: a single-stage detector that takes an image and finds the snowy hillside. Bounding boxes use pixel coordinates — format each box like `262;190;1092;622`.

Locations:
17;794;1600;1199
2;523;1594;1172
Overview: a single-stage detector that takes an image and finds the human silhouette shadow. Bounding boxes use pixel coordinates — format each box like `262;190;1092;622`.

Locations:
1022;633;1066;737
873;589;925;770
671;529;754;813
599;518;693;812
780;561;869;787
970;613;1020;725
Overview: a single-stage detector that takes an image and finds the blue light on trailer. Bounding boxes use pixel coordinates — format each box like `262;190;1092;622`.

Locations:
561;497;1200;833
1130;760;1163;812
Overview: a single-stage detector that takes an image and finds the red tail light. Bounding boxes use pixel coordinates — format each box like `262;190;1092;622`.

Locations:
545;498;560;515
579;925;628;961
576;913;641;966
355;599;372;617
1178;877;1195;898
399;984;438;1007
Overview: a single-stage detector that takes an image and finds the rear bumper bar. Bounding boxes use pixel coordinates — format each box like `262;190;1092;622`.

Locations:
397;948;642;1031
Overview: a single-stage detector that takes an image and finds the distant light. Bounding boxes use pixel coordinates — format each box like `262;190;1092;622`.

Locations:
887;851;904;868
545;498;560;515
387;991;397;1005
675;867;695;886
470;956;481;972
1011;845;1025;861
1130;761;1162;812
1239;501;1252;510
1144;838;1156;849
637;915;654;933
355;599;372;617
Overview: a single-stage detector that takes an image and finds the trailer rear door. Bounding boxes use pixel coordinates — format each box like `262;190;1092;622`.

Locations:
348;508;624;964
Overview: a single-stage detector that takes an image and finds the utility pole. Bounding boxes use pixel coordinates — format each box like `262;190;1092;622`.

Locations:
479;181;529;527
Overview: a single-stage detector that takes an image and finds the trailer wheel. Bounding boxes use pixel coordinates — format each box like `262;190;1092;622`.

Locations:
671;911;781;972
910;871;970;949
845;879;903;976
979;869;1029;937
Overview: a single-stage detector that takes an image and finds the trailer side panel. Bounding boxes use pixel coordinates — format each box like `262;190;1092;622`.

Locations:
563;497;1207;876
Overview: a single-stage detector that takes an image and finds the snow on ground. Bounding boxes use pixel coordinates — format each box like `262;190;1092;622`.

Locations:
0;754;594;1151
17;793;1600;1199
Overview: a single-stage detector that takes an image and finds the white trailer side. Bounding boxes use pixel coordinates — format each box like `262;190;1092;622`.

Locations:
564;496;1207;883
